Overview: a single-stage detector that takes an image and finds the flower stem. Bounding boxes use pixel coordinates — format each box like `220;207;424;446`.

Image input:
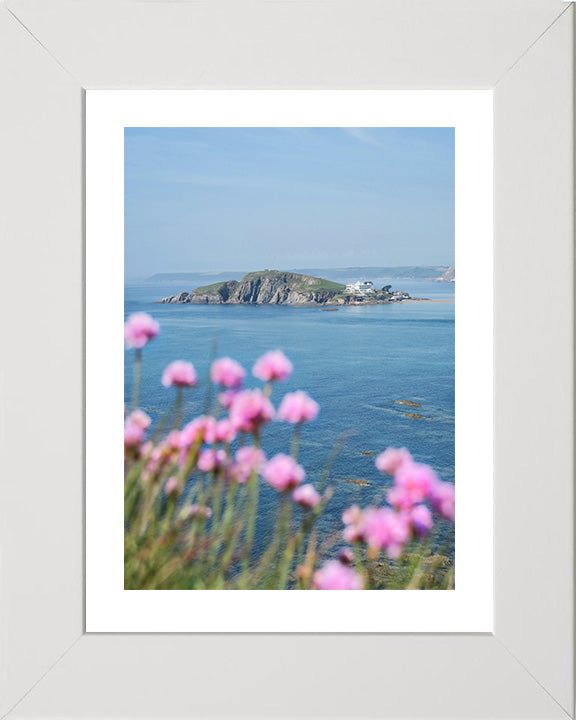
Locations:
290;424;302;459
131;348;142;410
174;387;183;428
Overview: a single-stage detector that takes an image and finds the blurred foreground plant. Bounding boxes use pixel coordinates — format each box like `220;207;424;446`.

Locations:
124;313;455;590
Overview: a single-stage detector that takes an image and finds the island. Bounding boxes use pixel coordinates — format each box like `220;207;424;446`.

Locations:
158;270;418;306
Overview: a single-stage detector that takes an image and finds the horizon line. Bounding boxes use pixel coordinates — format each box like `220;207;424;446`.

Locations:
129;263;454;278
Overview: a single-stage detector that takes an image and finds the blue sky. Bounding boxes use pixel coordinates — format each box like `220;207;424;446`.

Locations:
125;127;454;279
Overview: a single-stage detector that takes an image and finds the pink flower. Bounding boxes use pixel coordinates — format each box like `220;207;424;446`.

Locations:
262;453;305;492
210;357;245;389
124;312;159;349
162;361;197;388
165;430;181;450
142;443;165;480
219;390;239;410
375;447;412;475
394;461;438;505
337;547;355;566
229;389;275;433
215;419;237;444
127;409;151;430
187;504;213;520
410;504;434;537
233;446;266;484
342;505;365;543
197;448;229;474
180;416;217;448
386;486;416;511
313;561;363;590
124;420;144;448
252;350;293;383
277;391;319;424
164;476;178;495
430;481;455;521
292;483;321;509
362;508;410;558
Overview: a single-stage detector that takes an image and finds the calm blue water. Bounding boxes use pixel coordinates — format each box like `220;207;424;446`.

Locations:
125;280;455;554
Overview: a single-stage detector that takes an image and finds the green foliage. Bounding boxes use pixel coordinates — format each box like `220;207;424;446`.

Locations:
192;280;236;295
124;438;454;591
371;550;454;589
241;269;345;292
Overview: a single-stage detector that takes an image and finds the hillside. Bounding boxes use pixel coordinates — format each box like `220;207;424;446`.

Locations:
241;269;344;293
437;265;455;282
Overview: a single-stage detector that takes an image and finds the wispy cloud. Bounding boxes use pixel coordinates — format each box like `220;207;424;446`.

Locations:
341;127;387;149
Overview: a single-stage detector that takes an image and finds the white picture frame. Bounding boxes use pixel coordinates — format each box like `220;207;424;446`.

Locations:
0;1;573;718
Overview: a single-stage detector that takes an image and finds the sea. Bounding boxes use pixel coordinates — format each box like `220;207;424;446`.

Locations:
125;279;455;556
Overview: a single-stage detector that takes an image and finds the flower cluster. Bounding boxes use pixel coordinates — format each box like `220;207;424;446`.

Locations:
162;360;197;388
123;312;455;591
124;312;159;349
341;448;455;561
124;408;151;453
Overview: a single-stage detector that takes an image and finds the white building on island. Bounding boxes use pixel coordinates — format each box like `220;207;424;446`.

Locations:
345;280;375;295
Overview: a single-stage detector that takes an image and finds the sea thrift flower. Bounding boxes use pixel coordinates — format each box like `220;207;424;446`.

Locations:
180;416;217;448
362;508;410;558
140;440;153;458
337;547;355;566
219;390;239;410
375;447;412;475
229;389;275;433
313;561;363;590
124;420;145;448
233;446;266;484
296;564;312;584
252;350;293;383
410;504;434;537
197;448;229;474
124;312;159;349
386;486;416;511
127;409;151;430
262;453;305;492
210;357;246;389
164;476;178;495
141;443;165;480
394;461;438;505
277;391;319;424
215;419;237;444
430;481;455;521
165;430;181;450
162;361;197;388
342;505;365;543
292;483;321;509
187;504;213;520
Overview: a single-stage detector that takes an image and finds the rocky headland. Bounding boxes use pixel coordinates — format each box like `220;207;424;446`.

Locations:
436;265;455;283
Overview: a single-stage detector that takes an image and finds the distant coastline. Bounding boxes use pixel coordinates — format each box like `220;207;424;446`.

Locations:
146;264;455;286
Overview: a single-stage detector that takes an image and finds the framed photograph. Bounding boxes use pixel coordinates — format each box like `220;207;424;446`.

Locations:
1;0;573;718
87;90;492;633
